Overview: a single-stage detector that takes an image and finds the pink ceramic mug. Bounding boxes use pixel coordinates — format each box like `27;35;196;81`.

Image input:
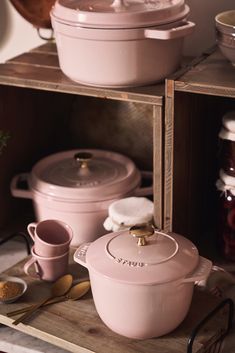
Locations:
27;219;73;257
24;246;70;282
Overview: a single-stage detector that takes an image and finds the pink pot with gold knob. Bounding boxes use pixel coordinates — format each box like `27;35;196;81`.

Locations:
74;225;212;339
11;149;152;246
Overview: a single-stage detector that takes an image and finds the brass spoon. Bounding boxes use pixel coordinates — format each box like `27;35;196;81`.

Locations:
12;274;73;325
7;280;90;317
41;280;91;307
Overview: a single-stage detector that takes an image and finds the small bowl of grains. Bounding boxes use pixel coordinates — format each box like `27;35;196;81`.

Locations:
0;275;27;304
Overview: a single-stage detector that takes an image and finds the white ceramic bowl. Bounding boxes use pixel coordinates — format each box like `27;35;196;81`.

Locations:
0;275;27;304
215;10;235;66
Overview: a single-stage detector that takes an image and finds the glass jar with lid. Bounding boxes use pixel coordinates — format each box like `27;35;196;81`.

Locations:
216;171;235;261
218;111;235;176
103;196;154;232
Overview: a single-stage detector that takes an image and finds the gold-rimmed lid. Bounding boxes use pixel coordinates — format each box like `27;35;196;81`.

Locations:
29;149;141;201
86;227;199;285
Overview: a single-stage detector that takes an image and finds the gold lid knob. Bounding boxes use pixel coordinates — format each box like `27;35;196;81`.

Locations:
129;224;155;246
74;152;93;169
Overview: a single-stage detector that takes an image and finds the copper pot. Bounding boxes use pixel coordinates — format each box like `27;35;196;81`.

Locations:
9;0;55;28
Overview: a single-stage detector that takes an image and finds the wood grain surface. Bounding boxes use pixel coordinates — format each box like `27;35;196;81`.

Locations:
173;48;235;98
0;42;164;105
0;251;229;353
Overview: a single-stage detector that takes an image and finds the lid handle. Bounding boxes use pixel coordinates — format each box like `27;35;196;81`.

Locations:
129;224;155;246
74;152;93;170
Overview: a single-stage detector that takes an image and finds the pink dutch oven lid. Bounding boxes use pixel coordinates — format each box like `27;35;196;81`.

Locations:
29;149;141;202
84;225;202;285
51;0;190;29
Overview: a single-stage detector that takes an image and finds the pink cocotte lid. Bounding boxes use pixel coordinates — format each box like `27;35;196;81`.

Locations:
83;225;200;285
29;149;141;202
51;0;190;29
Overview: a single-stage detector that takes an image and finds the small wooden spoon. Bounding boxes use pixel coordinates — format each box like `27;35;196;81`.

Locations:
7;280;91;317
12;274;73;325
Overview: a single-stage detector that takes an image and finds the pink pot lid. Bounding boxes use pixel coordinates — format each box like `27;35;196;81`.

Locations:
29;149;141;201
86;225;200;285
51;0;190;29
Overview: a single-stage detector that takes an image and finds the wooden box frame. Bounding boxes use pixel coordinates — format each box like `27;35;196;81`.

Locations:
0;42;164;233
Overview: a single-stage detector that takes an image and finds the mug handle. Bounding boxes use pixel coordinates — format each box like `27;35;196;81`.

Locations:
27;222;37;242
24;257;41;279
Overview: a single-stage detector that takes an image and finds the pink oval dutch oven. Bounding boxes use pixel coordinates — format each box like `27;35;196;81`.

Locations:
50;0;195;87
74;224;212;339
11;149;153;246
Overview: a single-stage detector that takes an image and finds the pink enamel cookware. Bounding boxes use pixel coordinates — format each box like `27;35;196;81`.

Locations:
50;0;195;87
11;149;152;246
74;224;212;339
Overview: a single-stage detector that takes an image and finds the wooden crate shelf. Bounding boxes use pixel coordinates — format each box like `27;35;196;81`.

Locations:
164;46;235;258
0;42;234;353
0;42;164;230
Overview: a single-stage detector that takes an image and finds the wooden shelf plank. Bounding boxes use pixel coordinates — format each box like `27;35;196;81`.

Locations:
30;42;58;54
8;52;59;69
173;48;235;98
0;43;164;105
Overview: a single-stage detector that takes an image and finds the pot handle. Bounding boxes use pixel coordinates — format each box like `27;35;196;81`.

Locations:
145;21;195;40
134;171;153;197
182;256;212;284
10;173;33;199
73;243;91;269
